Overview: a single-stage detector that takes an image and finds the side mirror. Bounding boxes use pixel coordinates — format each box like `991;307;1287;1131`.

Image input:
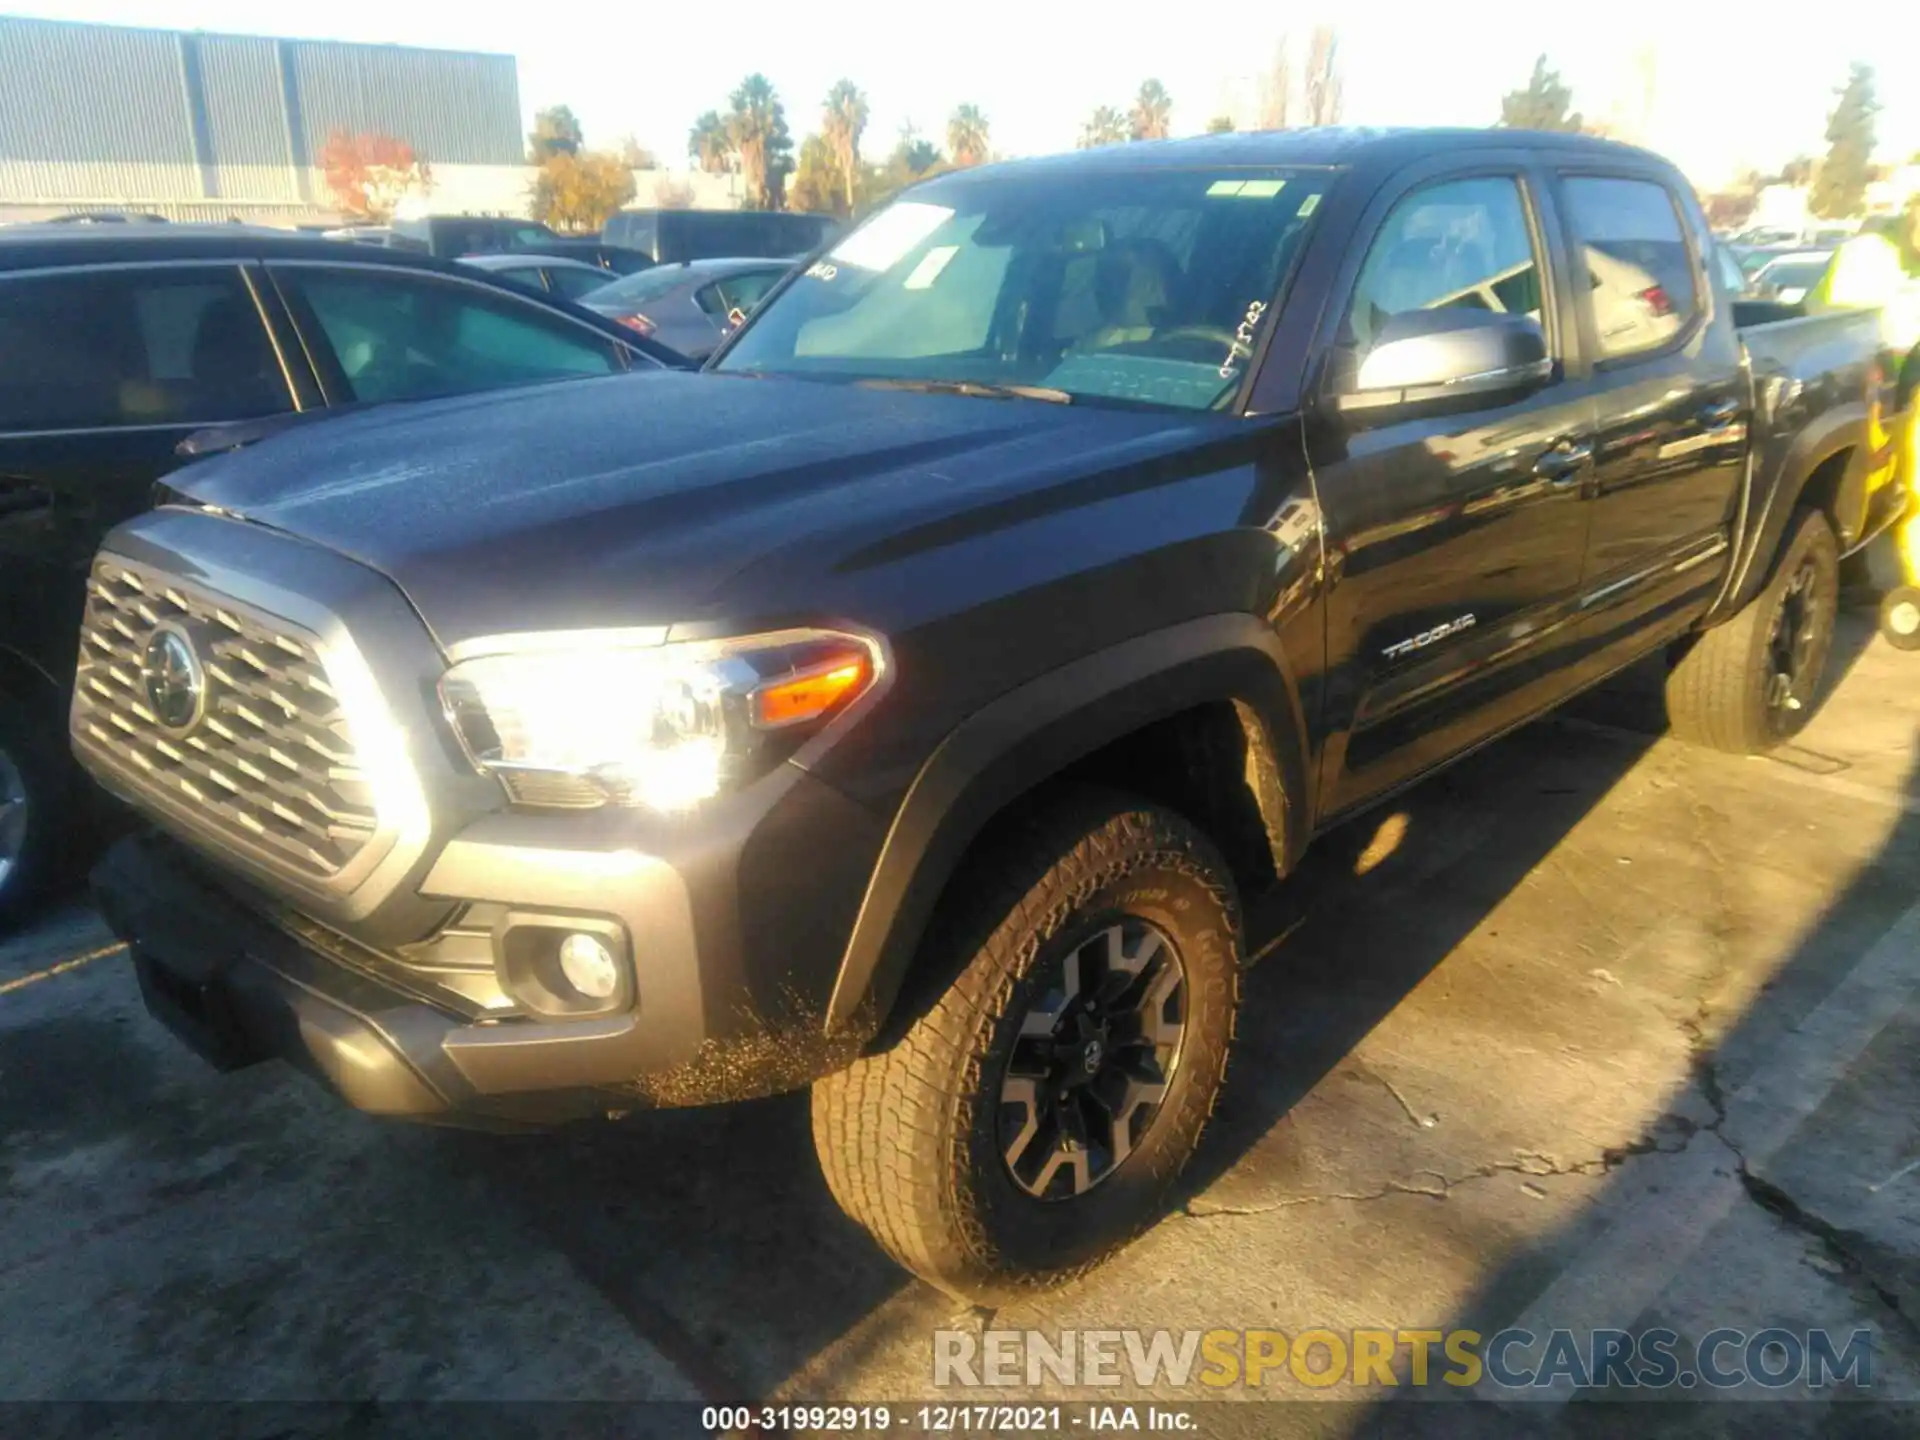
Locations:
1335;310;1552;419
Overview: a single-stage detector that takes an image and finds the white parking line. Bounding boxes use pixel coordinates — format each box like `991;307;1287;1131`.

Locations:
0;942;127;997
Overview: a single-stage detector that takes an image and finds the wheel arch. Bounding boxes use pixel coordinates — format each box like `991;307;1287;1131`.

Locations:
1715;403;1862;622
823;613;1312;1036
0;642;63;717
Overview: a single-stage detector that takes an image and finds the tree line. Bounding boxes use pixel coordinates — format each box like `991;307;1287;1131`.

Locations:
1500;54;1885;222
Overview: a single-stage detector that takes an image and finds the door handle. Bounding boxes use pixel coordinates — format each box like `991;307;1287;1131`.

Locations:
1699;399;1742;430
1533;440;1593;488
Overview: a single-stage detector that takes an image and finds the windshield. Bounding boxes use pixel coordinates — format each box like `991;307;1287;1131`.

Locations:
716;168;1332;411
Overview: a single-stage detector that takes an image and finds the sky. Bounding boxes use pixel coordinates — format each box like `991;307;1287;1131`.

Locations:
12;0;1920;190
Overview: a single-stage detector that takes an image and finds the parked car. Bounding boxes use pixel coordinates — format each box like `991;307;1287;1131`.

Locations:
1750;252;1833;305
386;215;560;259
1729;242;1817;280
578;257;794;360
459;253;629;303
601;208;835;264
0;225;673;922
81;131;1904;1303
521;237;655;275
43;210;168;225
322;224;393;247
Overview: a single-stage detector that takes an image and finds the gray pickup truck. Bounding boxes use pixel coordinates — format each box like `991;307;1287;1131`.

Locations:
77;130;1906;1301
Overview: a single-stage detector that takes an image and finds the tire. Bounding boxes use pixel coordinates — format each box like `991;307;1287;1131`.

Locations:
812;790;1241;1303
0;692;72;929
1665;508;1840;754
1882;586;1920;652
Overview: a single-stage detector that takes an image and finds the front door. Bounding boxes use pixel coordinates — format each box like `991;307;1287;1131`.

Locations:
1307;170;1596;816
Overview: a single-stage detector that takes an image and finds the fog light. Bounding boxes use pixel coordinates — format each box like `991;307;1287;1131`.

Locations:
558;932;618;1000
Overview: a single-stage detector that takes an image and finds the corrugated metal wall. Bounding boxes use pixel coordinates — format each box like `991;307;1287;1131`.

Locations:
194;34;298;201
285;41;521;169
0;16;521;209
0;17;198;203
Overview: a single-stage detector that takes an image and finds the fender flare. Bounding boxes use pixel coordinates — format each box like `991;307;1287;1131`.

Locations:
823;613;1311;1034
0;643;62;715
1715;400;1864;621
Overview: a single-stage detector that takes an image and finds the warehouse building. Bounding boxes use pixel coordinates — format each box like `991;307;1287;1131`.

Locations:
0;15;525;222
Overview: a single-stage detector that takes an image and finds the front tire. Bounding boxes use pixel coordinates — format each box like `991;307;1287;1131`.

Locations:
1664;507;1840;753
0;693;70;929
812;791;1241;1303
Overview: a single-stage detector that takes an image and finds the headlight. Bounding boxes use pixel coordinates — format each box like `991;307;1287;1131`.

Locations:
439;628;883;811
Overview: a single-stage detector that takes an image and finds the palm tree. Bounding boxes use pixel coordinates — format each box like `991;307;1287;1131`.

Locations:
688;110;730;175
1130;80;1173;141
948;104;990;166
727;74;781;207
1079;106;1129;148
822;80;868;214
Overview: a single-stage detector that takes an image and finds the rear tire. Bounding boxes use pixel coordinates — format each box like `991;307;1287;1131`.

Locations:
812;791;1241;1303
1664;508;1840;753
1882;586;1920;652
0;693;71;930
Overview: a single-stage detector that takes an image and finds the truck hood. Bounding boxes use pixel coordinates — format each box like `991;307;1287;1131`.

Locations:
167;371;1214;650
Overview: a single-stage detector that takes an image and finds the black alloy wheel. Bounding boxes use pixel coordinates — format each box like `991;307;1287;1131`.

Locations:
998;918;1187;1201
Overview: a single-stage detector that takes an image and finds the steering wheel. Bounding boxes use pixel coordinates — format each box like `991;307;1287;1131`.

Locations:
1151;325;1239;349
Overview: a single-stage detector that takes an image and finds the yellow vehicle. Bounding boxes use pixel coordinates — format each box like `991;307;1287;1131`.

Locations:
1810;226;1920;647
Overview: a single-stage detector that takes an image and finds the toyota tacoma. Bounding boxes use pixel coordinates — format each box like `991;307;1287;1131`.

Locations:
79;130;1906;1301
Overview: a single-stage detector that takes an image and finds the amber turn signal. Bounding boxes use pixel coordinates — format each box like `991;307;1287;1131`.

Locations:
750;656;870;730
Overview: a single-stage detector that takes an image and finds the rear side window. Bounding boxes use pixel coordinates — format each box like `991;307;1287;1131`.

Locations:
273;266;625;405
0;266;289;431
1561;176;1698;360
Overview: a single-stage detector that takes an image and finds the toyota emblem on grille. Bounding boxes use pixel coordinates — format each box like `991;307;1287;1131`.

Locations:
142;624;206;732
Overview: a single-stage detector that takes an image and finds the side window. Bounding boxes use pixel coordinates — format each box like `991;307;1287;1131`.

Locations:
275;267;625;406
548;266;613;302
695;270;784;320
492;266;549;294
0;266;289;431
1345;176;1544;354
1561;176;1698;360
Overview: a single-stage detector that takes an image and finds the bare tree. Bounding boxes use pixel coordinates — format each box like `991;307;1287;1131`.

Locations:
1303;27;1343;127
1257;34;1292;130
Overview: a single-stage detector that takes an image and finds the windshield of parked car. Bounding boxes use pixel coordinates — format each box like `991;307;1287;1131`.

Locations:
715;167;1332;411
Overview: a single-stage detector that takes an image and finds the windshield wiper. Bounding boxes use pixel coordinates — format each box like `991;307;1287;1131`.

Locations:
853;378;1075;405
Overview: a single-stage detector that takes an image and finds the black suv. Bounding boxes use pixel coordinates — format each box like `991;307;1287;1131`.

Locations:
82;132;1901;1301
0;225;669;921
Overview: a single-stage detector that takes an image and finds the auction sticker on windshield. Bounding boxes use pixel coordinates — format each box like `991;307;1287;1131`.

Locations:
831;201;955;272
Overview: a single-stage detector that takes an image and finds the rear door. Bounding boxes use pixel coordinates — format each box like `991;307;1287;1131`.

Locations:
1305;158;1599;816
1555;171;1745;602
0;262;299;688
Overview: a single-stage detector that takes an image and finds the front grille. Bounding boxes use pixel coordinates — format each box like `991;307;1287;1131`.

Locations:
73;559;378;880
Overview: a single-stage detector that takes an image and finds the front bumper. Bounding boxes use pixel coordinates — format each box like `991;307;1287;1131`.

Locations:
94;785;884;1124
95;834;620;1125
